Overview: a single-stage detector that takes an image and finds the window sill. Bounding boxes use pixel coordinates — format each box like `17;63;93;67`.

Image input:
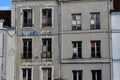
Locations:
41;26;52;28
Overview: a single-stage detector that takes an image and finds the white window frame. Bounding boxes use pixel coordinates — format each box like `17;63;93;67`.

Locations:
39;66;54;80
20;66;33;80
20;7;34;28
71;13;82;30
40;7;54;28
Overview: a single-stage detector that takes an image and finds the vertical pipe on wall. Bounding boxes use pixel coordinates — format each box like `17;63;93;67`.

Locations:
107;0;113;80
57;0;62;79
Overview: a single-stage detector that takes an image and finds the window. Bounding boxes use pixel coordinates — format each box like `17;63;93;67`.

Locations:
91;70;102;80
90;12;100;29
42;9;52;27
72;41;82;58
72;14;82;30
22;68;32;80
42;38;52;58
72;70;82;80
42;68;52;80
23;9;32;27
91;41;101;58
22;39;32;59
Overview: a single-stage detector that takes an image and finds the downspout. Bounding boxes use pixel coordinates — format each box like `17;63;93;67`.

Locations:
107;0;113;80
57;0;62;80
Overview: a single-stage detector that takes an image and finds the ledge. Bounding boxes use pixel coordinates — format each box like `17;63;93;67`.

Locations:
61;58;110;64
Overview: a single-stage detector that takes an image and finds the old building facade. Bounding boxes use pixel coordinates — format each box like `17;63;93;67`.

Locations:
60;0;111;80
11;0;113;80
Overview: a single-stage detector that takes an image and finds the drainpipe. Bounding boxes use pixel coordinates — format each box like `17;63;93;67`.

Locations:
57;0;62;80
107;0;113;80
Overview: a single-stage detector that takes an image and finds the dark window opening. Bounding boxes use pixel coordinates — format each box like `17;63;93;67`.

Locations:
42;9;52;27
22;68;32;80
72;70;82;80
91;41;101;58
42;38;52;58
22;39;32;59
92;70;102;80
90;13;100;29
72;41;82;59
23;9;32;27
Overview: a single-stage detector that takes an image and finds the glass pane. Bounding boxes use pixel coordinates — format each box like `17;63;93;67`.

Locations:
97;70;101;80
27;10;32;19
48;39;51;45
78;71;82;80
72;14;76;20
96;41;100;46
42;9;52;26
24;47;27;52
78;42;81;47
77;25;81;30
72;42;76;48
77;21;81;25
91;19;95;25
91;48;95;52
72;26;77;30
48;69;52;80
28;69;31;76
76;15;81;20
97;52;101;58
92;71;96;80
72;20;76;25
91;42;95;48
78;53;82;58
91;52;95;57
22;69;26;78
97;47;100;52
78;48;81;53
73;71;77;80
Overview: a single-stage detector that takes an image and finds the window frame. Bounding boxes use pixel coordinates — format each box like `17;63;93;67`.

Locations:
22;39;32;59
72;41;82;59
40;7;54;28
90;12;100;29
21;8;34;27
42;38;52;58
72;13;82;30
39;66;54;80
72;70;82;80
20;67;33;80
91;40;101;58
91;70;102;80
